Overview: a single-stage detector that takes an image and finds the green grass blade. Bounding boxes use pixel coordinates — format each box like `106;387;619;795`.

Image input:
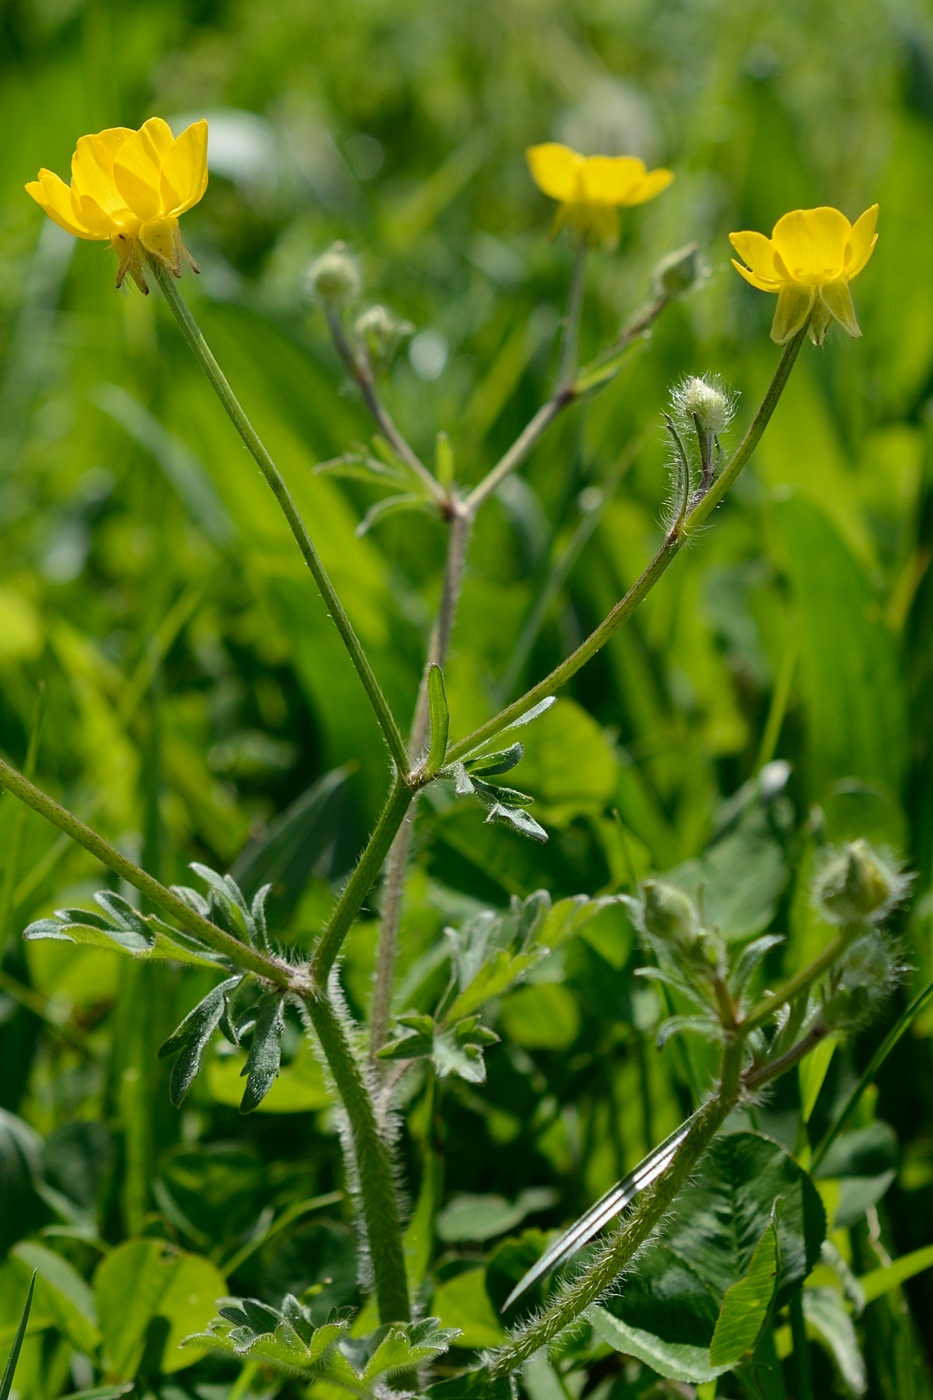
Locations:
1;1272;36;1400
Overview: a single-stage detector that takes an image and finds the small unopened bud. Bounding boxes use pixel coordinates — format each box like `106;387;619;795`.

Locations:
306;242;360;304
823;934;897;1031
642;880;700;948
816;840;901;924
354;303;412;369
653;243;701;299
678;376;730;436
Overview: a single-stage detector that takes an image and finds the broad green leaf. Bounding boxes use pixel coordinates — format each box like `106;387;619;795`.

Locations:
436;1188;557;1244
11;1243;99;1355
426;663;450;777
93;1240;227;1378
0;1273;34;1400
799;1036;837;1123
498;982;580;1050
658;1132;825;1310
587;1306;727;1385
708;1222;778;1367
431;1269;505;1349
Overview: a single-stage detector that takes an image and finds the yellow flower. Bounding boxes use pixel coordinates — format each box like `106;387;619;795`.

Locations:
526;142;674;248
26;117;208;294
729;205;878;346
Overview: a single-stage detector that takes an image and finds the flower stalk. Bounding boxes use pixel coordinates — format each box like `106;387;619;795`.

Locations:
148;259;410;775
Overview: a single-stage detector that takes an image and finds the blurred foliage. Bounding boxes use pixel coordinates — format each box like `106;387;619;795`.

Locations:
2;0;933;1398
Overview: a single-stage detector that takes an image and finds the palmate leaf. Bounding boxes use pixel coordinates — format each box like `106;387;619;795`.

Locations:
190;1297;458;1392
377;1012;499;1084
24;892;225;970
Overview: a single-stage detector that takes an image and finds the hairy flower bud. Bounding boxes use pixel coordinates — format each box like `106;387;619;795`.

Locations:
823;933;897;1031
653;242;701;299
354;303;413;370
677;376;731;436
815;839;902;925
306;243;361;304
642;880;700;949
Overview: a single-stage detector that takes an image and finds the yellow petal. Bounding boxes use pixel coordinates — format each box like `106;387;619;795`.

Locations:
71;127;134;218
113;123;169;220
729;231;782;282
623;167;674;206
819;279;861;337
139;116;176;157
770;207;851;284
25;170;97;239
579;155;646;205
526;143;583;203
730;258;780;293
771;283;815;344
160;119;208;214
844;204;879;279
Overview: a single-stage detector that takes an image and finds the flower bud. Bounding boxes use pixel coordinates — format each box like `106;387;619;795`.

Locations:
306;242;360;305
653;242;701;299
676;375;731;436
815;840;900;924
354;303;412;369
642;880;700;949
823;934;896;1031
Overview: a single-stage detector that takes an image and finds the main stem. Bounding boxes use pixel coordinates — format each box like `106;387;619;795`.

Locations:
448;326;808;762
149;262;409;774
0;755;288;985
489;1041;744;1373
305;990;410;1321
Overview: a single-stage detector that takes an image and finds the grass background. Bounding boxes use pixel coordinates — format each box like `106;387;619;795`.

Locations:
1;1;933;1396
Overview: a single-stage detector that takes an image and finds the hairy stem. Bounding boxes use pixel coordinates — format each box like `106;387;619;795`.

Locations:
740;922;860;1035
0;754;289;985
149;261;409;773
311;779;414;985
448;325;808;762
369;505;473;1057
489;1042;744;1373
325;307;446;506
305;990;410;1323
744;1022;828;1092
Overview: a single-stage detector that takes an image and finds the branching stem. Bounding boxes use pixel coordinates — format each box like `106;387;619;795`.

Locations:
447;325;808;762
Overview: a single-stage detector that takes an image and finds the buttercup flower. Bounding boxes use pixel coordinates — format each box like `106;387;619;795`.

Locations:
26;117;208;294
729;205;878;346
526;142;674;248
